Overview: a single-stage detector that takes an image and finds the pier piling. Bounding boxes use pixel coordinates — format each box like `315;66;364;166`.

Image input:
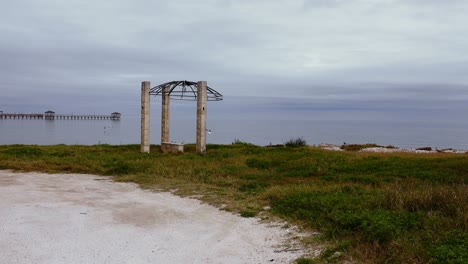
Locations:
0;111;120;121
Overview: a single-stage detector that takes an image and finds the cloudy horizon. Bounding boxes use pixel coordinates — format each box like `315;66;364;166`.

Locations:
1;0;468;114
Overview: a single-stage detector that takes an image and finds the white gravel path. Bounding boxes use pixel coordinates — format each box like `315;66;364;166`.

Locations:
0;170;305;264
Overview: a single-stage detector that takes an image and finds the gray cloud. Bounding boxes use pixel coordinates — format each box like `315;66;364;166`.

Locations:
303;0;345;9
1;0;467;113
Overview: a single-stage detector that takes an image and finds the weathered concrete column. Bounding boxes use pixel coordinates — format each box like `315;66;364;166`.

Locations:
196;81;207;154
141;81;151;153
161;85;170;143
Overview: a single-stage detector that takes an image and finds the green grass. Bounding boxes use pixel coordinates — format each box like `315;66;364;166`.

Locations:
0;144;466;263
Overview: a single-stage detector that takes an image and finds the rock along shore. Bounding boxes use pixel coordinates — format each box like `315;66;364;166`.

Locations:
318;144;467;154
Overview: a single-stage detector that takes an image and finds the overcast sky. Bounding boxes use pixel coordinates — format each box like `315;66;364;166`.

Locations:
1;0;468;113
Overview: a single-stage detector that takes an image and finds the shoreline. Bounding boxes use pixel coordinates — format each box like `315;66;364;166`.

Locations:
317;143;468;154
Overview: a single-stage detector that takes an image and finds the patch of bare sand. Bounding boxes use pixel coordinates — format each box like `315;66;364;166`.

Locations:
0;170;309;263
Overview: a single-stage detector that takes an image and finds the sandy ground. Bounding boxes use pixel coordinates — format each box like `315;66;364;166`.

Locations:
0;170;306;264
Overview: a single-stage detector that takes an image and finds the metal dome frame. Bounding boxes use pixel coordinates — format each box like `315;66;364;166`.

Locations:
150;80;223;101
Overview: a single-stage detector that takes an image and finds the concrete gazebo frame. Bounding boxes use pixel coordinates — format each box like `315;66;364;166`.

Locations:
140;80;223;154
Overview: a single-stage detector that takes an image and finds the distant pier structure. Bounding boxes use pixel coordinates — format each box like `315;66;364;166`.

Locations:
0;111;121;121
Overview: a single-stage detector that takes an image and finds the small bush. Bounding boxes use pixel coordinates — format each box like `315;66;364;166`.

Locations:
285;137;307;148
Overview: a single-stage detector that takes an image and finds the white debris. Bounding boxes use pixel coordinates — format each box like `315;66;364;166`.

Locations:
317;144;466;154
318;144;343;151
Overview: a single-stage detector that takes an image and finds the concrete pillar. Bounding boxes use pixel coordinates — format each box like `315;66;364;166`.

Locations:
196;81;207;154
141;81;151;153
161;85;170;143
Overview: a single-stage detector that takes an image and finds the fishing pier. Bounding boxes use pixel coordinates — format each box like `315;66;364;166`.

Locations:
0;111;121;121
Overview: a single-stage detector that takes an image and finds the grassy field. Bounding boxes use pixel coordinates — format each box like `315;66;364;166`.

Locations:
0;143;466;263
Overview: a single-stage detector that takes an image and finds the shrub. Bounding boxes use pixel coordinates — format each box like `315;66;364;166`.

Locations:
285;137;307;148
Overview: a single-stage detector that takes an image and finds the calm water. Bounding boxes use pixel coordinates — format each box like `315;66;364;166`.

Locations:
1;116;467;150
1;97;467;149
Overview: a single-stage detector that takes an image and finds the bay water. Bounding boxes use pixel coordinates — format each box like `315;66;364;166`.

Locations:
1;96;467;150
